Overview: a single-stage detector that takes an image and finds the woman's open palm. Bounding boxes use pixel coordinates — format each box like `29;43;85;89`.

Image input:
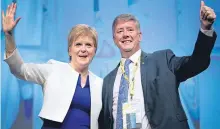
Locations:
2;3;21;33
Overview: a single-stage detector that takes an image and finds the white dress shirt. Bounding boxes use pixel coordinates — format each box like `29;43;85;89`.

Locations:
113;49;151;129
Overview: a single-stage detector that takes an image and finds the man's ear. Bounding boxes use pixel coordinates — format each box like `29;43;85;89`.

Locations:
139;32;142;42
113;35;116;45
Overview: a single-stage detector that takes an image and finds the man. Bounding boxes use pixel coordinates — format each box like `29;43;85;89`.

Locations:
99;1;217;129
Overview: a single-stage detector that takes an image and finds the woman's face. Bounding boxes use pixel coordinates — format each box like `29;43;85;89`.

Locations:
69;36;96;69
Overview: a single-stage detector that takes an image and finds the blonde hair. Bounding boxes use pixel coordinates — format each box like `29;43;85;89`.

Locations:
68;24;98;60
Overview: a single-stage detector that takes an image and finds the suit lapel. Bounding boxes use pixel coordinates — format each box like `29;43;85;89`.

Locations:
140;51;150;113
108;66;119;117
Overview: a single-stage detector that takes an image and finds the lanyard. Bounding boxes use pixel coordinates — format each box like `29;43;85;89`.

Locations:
119;57;140;100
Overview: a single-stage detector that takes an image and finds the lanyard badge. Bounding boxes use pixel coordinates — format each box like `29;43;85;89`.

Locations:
120;57;142;129
119;57;140;100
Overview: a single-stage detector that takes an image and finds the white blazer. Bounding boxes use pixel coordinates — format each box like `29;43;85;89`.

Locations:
4;49;103;129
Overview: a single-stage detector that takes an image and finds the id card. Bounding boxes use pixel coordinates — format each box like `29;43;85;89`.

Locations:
122;100;142;129
130;99;142;124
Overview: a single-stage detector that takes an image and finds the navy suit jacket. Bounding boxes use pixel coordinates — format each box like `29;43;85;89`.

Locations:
99;31;217;129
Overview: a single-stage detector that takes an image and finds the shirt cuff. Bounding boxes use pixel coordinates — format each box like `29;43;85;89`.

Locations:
200;27;214;37
4;49;17;60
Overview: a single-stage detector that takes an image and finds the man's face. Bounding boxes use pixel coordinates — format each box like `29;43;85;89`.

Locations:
113;20;142;55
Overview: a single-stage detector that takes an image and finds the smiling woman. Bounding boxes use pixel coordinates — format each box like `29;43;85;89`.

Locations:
2;2;103;129
68;25;98;85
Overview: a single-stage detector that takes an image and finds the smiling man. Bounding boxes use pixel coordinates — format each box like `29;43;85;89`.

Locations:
99;1;217;129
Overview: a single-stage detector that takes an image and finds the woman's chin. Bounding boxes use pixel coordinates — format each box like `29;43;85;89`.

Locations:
78;62;89;69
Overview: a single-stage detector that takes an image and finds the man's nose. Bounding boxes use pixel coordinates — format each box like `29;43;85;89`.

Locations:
123;30;129;38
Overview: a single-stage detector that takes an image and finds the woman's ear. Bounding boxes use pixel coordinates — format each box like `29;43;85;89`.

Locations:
68;47;71;56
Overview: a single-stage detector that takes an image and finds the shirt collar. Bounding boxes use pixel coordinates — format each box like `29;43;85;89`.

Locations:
120;49;142;64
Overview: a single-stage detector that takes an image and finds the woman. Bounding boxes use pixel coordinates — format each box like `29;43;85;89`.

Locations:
2;3;102;129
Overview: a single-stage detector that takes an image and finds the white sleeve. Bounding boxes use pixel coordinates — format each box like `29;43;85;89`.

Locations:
4;49;53;85
200;27;214;37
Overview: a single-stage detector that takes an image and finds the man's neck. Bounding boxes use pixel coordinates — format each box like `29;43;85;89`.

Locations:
121;49;140;58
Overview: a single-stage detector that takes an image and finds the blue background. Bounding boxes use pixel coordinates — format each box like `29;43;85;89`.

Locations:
1;0;220;129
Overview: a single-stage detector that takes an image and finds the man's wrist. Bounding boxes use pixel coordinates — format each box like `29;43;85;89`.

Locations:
201;24;212;30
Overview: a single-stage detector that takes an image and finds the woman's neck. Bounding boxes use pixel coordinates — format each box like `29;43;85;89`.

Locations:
69;62;89;77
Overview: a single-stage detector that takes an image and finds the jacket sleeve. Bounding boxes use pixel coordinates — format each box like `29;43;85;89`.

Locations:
166;31;217;82
4;49;53;85
98;78;105;129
